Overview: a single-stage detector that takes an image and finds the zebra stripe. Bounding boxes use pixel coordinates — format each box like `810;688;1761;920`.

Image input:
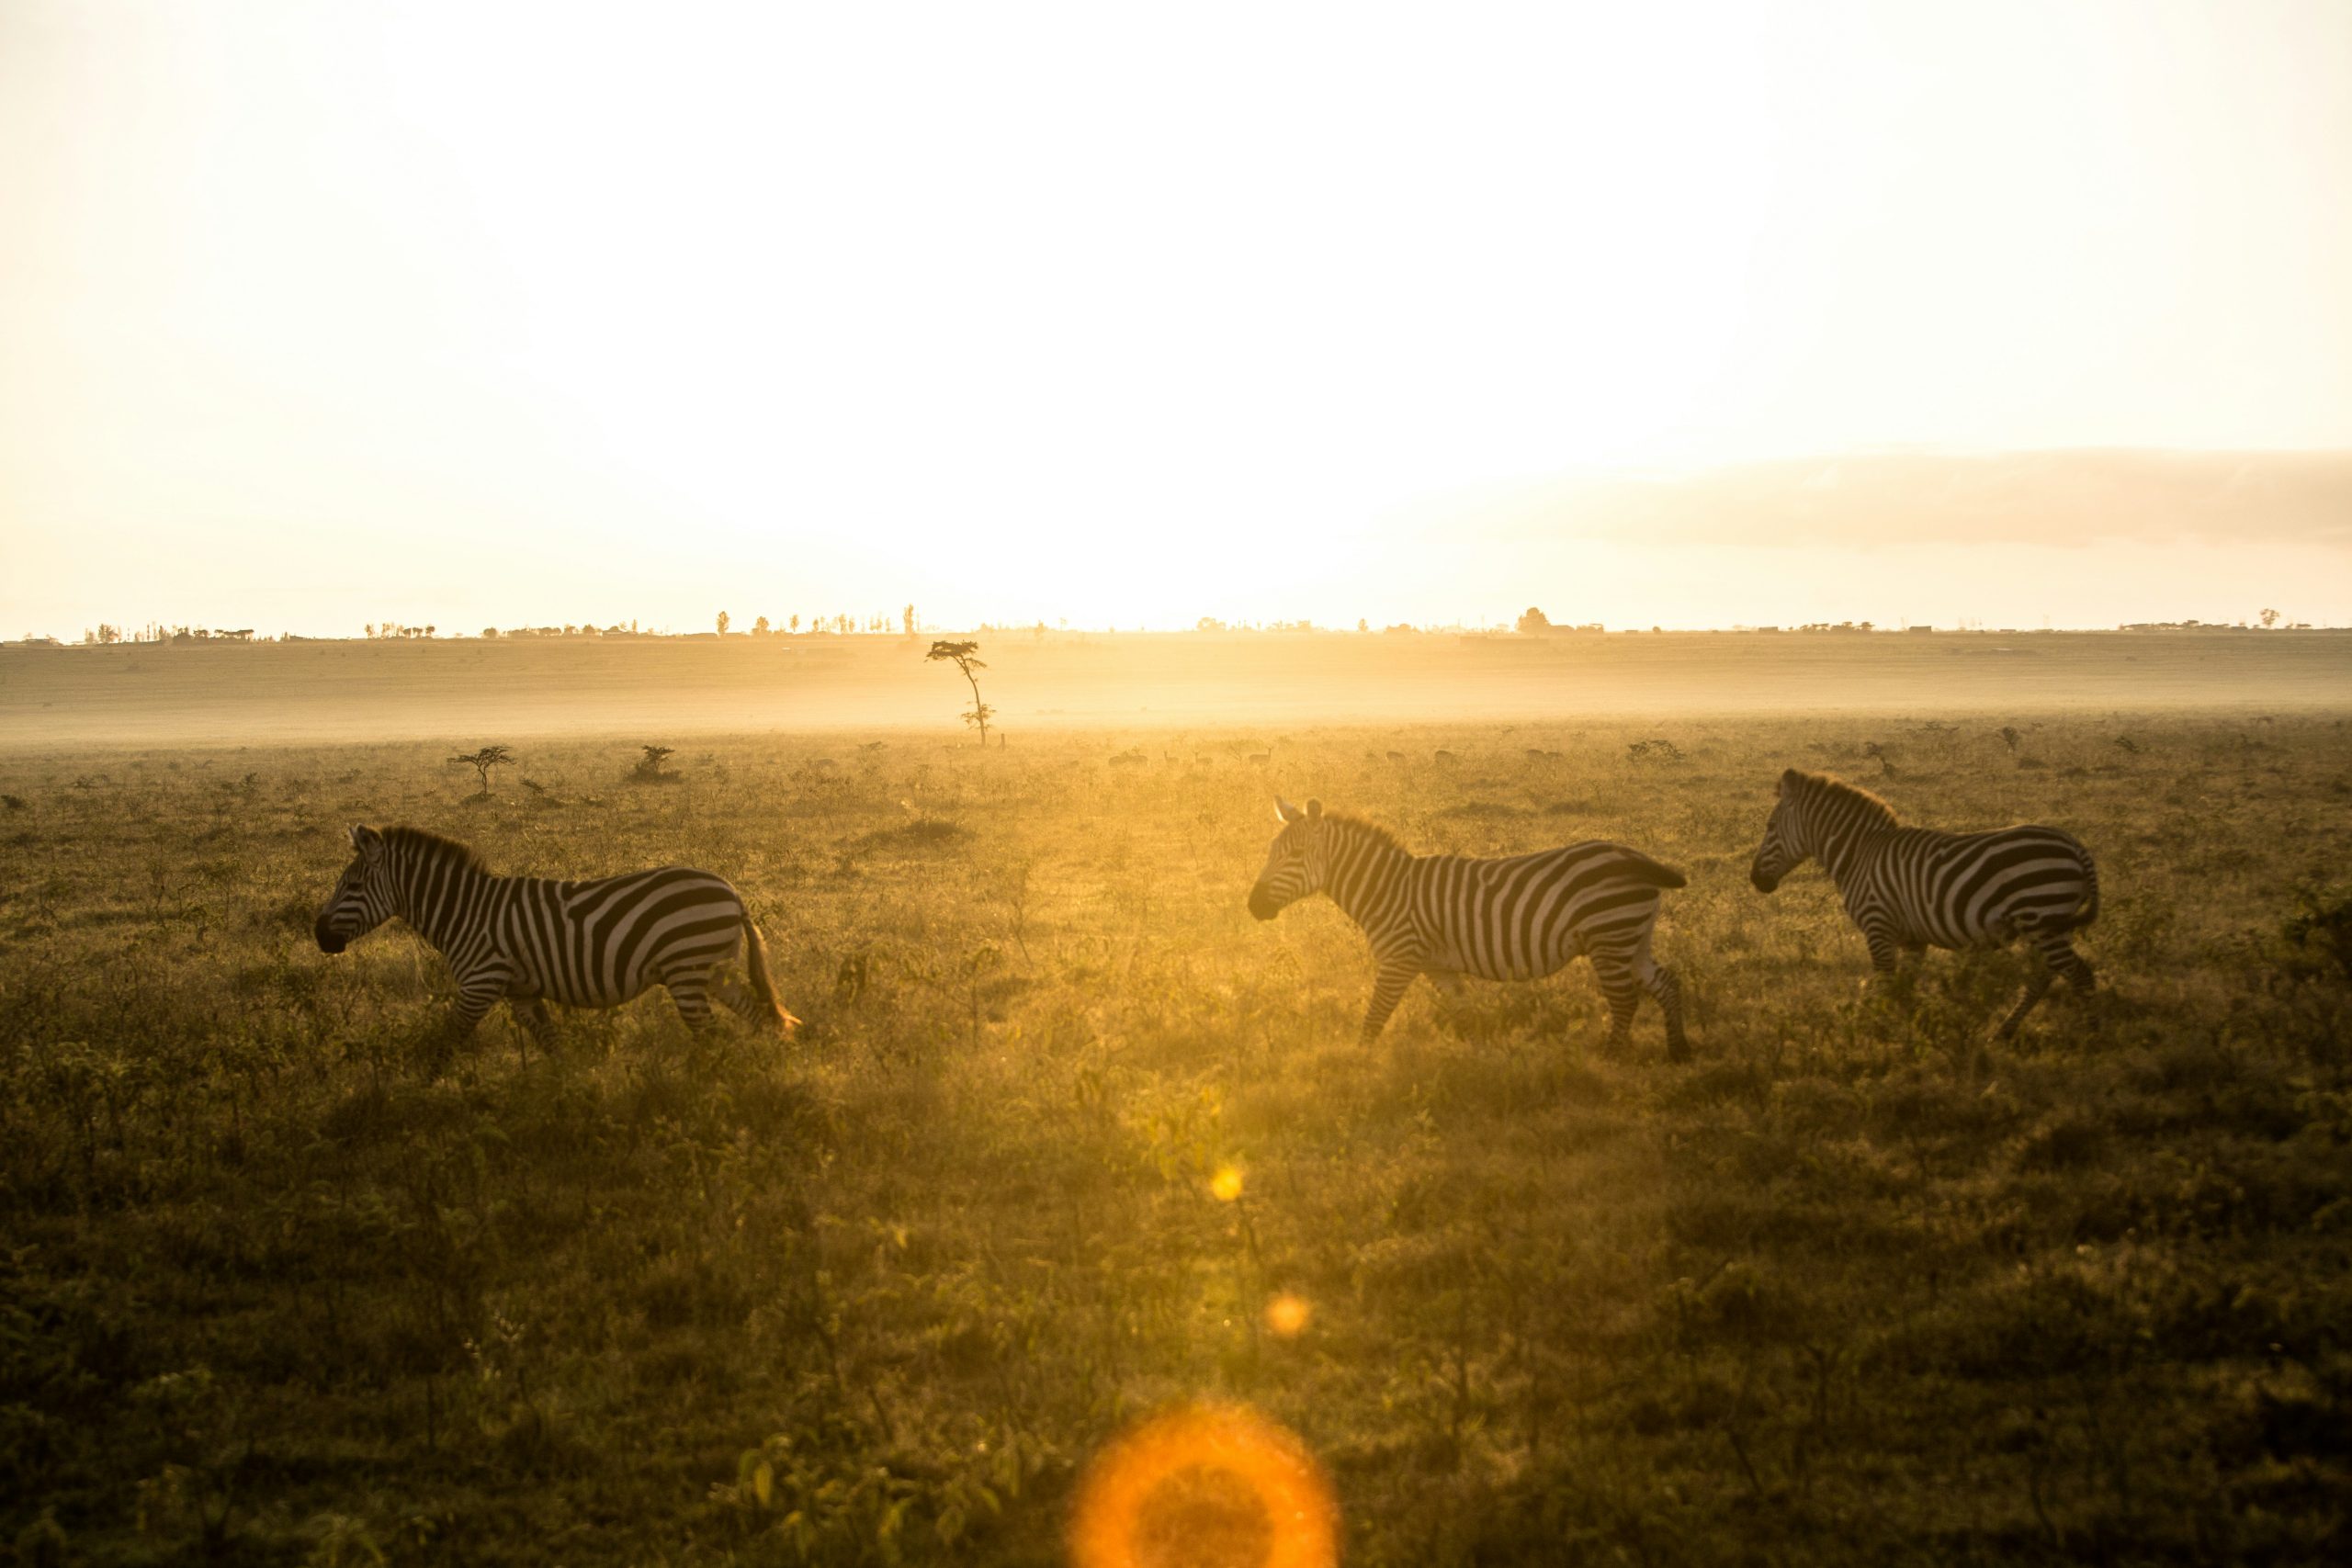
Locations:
1248;797;1689;1058
1748;768;2098;1037
313;824;797;1051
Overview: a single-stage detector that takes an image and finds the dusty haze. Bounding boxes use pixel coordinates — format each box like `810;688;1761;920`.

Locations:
6;631;2346;749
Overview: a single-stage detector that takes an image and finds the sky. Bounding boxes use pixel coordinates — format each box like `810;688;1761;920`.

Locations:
3;0;2349;637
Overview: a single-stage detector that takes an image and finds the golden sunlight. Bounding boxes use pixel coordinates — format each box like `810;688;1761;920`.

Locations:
6;2;2345;635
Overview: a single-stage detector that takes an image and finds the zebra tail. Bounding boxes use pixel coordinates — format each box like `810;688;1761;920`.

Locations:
741;916;801;1034
1611;848;1689;891
2064;855;2101;931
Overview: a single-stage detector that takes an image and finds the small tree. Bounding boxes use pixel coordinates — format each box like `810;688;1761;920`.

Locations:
2259;607;2280;629
926;639;994;745
634;745;675;781
1517;607;1552;635
717;610;731;637
450;744;514;795
903;604;917;638
753;615;770;636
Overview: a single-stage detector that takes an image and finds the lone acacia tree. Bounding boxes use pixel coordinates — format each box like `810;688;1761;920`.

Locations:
450;744;514;796
926;639;993;745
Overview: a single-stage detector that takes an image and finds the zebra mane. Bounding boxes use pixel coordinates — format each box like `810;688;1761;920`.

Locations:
1326;812;1411;858
380;825;493;875
1787;769;1899;828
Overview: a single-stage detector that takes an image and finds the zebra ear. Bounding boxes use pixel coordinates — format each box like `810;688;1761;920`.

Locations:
1779;768;1803;795
1306;798;1323;819
352;824;385;861
1275;797;1305;824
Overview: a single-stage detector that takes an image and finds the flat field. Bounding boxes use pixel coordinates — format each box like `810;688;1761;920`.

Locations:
5;628;2348;745
4;688;2352;1562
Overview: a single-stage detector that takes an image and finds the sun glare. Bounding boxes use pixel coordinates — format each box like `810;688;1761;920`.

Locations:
7;2;2345;635
1069;1404;1339;1568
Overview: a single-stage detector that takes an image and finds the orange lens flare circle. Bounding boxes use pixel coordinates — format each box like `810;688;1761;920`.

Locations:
1069;1403;1339;1568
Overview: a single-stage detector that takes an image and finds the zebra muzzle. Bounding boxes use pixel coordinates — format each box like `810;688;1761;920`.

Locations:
1749;864;1780;894
1248;887;1282;920
314;917;347;953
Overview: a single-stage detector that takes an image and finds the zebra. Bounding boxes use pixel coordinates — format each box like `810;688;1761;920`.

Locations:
313;824;797;1055
1248;797;1689;1059
1747;768;2098;1037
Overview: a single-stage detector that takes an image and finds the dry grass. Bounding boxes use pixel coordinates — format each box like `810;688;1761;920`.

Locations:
2;712;2348;1564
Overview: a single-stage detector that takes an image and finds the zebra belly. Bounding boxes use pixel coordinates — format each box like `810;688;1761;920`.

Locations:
494;916;650;1009
1440;933;1577;983
504;949;645;1009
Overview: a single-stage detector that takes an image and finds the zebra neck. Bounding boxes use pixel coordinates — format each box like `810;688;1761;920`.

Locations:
1815;815;1892;885
1322;825;1412;933
395;854;497;953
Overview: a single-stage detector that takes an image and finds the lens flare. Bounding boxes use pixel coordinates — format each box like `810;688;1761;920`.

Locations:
1209;1166;1245;1202
1263;1293;1312;1338
1069;1403;1338;1568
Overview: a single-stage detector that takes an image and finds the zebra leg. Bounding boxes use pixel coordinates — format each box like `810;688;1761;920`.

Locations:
1620;922;1687;1061
1360;962;1419;1045
422;981;500;1077
1595;957;1644;1050
514;997;558;1047
1861;930;1905;1004
666;973;718;1032
447;983;499;1040
1638;959;1688;1063
712;974;775;1026
1995;964;2057;1040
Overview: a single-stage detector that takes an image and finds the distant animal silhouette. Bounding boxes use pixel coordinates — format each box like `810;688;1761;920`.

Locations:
313;825;796;1062
1748;769;2098;1038
1250;798;1688;1058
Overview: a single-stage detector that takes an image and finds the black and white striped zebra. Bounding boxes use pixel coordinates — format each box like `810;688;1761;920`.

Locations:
1249;797;1689;1058
313;825;797;1052
1747;769;2098;1037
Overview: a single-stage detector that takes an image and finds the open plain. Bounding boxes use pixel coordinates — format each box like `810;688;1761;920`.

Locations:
3;635;2350;1564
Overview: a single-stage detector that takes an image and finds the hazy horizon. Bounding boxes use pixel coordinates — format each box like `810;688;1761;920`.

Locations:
6;2;2350;637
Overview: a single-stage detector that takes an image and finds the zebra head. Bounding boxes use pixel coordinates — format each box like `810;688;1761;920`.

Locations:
1249;796;1327;920
1750;769;1813;893
314;824;399;953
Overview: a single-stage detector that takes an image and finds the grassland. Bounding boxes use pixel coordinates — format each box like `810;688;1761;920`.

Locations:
4;628;2347;746
4;703;2351;1564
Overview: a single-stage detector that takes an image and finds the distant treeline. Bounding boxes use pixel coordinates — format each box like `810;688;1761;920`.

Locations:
16;609;2335;649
